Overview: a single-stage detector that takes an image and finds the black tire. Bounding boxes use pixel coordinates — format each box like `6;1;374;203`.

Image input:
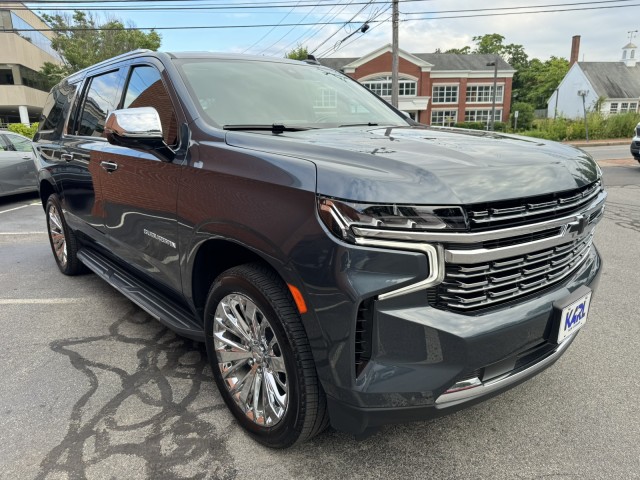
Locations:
45;194;86;275
204;263;328;448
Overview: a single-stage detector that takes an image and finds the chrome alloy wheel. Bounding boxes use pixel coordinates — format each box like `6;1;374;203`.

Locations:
48;205;67;267
213;293;288;426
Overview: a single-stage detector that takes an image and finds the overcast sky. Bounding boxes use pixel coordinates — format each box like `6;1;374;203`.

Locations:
31;0;640;63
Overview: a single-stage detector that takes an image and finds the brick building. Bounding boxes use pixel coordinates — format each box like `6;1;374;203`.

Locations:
320;44;515;126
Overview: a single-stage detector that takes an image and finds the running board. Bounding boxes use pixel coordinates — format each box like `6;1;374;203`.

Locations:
77;248;205;342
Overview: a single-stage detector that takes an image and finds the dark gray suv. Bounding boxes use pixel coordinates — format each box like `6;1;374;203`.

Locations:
33;50;605;448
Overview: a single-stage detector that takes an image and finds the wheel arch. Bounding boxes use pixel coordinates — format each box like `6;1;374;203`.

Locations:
190;238;297;323
39;179;56;209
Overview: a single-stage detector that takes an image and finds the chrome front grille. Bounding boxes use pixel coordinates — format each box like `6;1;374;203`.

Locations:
352;181;606;312
437;233;594;311
466;181;603;230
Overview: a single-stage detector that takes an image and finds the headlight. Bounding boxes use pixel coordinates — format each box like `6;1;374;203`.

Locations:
318;196;467;242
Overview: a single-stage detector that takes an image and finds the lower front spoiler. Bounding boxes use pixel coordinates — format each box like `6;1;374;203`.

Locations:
327;332;577;436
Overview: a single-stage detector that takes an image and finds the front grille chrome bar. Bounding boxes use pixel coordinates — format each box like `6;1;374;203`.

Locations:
439;234;594;311
352;190;606;244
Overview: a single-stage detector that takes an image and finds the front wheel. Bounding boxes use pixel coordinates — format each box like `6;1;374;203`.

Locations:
204;263;328;448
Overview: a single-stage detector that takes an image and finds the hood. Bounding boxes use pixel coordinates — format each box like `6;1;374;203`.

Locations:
224;126;600;205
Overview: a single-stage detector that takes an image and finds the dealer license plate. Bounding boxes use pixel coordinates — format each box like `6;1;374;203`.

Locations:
557;291;591;343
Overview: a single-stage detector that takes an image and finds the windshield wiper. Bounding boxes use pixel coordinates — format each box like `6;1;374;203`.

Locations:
223;124;314;133
338;122;380;127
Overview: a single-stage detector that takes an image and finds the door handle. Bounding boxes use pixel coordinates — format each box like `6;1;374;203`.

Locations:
100;161;119;172
61;153;73;162
21;154;32;160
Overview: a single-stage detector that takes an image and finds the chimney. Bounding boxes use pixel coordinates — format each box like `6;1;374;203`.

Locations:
570;35;581;66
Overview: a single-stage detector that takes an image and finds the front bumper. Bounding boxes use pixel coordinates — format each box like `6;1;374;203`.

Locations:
322;246;601;435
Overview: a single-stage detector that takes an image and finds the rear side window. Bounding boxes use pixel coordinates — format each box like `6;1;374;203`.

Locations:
5;134;32;152
77;70;123;137
37;80;77;141
123;65;178;146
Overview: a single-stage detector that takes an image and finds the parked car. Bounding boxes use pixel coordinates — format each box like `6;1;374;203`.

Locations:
630;122;640;162
0;130;37;198
33;50;606;448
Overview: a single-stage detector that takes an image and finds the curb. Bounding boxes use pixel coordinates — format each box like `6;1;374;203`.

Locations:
565;140;629;147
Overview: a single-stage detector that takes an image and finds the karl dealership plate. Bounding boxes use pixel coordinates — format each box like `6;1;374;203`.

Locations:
557;291;591;343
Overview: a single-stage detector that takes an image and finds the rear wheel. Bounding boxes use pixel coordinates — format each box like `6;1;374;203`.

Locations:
204;263;328;448
45;194;86;275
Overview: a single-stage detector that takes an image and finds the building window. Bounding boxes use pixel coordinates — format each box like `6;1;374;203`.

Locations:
0;11;63;61
619;102;638;113
432;85;458;103
314;87;337;109
610;102;619;114
431;109;458;126
465;109;502;123
362;76;417;97
466;85;504;103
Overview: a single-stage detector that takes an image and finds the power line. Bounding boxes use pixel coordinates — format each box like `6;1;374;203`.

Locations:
3;0;637;32
404;2;640;20
309;0;376;54
257;2;319;54
242;0;304;53
273;0;355;56
328;12;392;56
403;0;637;15
3;18;389;32
3;0;425;6
316;5;391;57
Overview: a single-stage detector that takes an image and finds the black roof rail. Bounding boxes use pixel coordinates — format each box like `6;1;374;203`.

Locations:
73;49;154;75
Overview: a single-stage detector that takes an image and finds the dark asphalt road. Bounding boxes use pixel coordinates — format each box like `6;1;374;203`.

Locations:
0;159;638;479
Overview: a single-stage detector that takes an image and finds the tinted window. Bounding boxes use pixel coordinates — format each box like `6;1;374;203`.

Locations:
124;65;178;146
176;60;407;128
77;70;123;137
38;80;77;140
5;134;32;152
0;135;8;152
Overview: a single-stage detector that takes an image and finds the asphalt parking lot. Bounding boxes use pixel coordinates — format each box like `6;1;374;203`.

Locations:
1;151;639;479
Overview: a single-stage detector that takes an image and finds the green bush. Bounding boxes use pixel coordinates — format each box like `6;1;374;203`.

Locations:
520;112;640;141
453;121;486;130
7;122;39;139
510;102;535;131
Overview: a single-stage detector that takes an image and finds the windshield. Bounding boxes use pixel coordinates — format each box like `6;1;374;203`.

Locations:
175;58;409;129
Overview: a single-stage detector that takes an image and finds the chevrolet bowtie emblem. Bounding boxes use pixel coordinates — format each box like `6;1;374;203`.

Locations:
567;214;588;235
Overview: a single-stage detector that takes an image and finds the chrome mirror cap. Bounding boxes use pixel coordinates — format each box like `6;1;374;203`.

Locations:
104;107;164;140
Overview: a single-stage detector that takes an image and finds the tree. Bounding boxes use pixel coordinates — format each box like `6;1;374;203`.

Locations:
510;102;535;130
517;57;569;108
286;44;309;61
444;46;471;54
40;11;161;83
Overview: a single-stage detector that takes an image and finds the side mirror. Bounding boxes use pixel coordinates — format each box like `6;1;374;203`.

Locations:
104;107;174;161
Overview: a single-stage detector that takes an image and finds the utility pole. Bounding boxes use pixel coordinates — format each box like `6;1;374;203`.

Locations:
490;55;498;131
391;0;399;108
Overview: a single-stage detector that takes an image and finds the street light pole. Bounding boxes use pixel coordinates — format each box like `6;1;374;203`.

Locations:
578;90;589;141
490;55;498;131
